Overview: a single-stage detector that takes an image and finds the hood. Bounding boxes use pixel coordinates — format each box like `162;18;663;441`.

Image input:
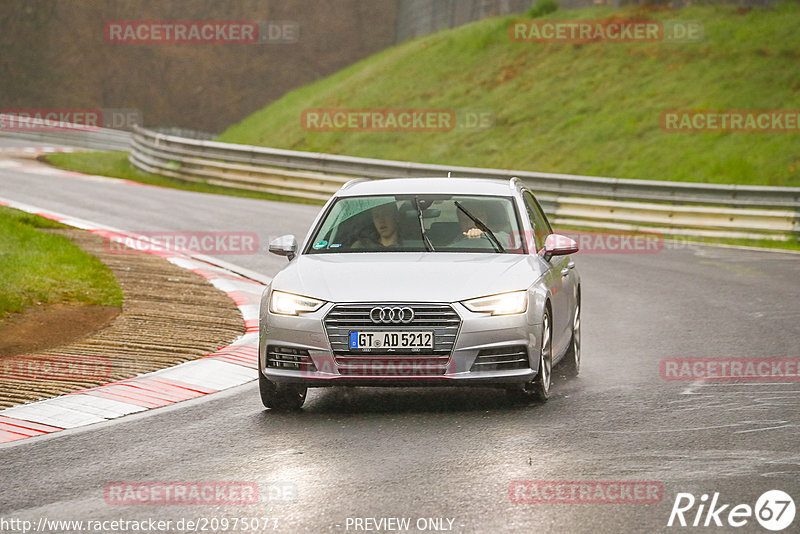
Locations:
270;252;543;303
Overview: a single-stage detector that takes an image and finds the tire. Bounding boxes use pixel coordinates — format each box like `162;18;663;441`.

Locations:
507;308;552;403
259;371;307;411
563;299;581;377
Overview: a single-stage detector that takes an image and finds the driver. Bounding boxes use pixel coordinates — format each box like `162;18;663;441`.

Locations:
352;202;403;249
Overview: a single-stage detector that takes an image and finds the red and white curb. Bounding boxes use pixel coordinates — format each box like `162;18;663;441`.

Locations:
0;146;79;153
0;197;268;444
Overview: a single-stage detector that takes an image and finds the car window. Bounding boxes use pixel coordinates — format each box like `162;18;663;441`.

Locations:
306;194;526;254
522;191;552;252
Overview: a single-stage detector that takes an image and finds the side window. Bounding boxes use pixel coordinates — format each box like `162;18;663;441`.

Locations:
522;191;551;252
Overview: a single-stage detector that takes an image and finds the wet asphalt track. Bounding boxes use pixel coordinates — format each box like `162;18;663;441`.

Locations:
1;145;799;533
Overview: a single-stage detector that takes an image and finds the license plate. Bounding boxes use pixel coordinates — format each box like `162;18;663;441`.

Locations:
349;331;434;350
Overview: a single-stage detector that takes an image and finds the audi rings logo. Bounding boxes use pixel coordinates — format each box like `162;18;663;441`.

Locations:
370;306;414;324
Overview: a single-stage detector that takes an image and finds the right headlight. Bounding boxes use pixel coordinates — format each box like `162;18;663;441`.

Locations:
462;290;528;315
269;290;325;316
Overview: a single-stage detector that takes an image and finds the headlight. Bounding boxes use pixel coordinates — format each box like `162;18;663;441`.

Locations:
462;290;527;315
269;290;325;315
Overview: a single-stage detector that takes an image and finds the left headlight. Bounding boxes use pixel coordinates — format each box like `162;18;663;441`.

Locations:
269;290;325;316
462;290;528;316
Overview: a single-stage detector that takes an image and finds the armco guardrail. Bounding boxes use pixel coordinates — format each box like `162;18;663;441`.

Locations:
129;126;800;209
130;126;799;241
5;116;794;240
0;114;131;151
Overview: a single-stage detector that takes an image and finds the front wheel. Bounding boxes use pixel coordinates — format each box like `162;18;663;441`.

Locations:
507;308;552;403
259;371;307;411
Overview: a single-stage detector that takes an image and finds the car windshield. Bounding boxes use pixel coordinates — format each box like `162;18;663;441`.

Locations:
306;194;525;254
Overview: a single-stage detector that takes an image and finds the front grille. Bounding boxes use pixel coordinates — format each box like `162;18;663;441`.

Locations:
324;303;461;376
266;346;316;372
470;345;529;372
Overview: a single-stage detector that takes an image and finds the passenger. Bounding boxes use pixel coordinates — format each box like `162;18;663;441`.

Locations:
353;202;403;249
454;201;511;248
458;202;489;239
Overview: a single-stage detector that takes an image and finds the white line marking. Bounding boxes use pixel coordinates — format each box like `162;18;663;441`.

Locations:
736;424;793;434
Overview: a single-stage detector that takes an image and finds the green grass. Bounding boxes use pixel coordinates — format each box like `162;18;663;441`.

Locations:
217;2;800;187
697;235;800;253
0;206;123;320
45;151;325;205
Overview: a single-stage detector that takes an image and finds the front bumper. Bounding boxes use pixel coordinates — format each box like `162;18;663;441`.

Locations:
260;300;542;387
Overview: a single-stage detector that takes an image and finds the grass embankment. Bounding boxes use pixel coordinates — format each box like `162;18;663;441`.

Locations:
50;3;800;189
0;206;123;320
218;2;800;187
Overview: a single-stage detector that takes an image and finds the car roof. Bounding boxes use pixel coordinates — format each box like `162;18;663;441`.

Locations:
336;177;520;197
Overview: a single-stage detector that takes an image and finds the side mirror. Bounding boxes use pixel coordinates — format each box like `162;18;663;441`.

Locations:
542;233;578;259
269;235;298;261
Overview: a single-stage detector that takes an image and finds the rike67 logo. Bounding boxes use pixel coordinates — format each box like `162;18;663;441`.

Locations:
668;490;795;531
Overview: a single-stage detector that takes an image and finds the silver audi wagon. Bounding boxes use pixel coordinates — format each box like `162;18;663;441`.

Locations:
259;177;581;410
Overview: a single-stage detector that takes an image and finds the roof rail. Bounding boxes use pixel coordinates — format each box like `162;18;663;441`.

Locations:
509;176;522;190
340;178;371;191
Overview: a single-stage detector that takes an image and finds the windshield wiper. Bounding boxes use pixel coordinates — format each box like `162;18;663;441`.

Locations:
414;197;435;252
454;201;504;253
